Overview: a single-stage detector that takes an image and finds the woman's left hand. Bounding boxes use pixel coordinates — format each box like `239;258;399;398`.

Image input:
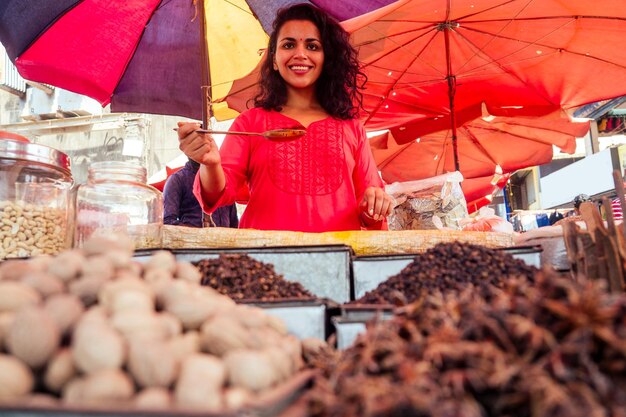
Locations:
359;187;395;223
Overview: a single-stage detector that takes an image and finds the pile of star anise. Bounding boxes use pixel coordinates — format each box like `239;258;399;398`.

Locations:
308;270;626;417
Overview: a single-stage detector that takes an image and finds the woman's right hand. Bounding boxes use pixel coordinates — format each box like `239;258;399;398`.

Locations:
177;122;221;166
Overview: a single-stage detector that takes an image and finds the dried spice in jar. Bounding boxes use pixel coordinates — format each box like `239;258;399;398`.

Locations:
0;140;73;260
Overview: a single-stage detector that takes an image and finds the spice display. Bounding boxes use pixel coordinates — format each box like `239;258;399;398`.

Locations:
195;254;315;301
308;270;626;416
0;236;303;411
0;201;67;259
353;242;537;305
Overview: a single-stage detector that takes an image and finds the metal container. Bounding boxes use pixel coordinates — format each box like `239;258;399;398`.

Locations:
134;246;353;303
243;299;328;340
0;139;73;259
332;316;367;350
352;245;543;300
332;305;394;349
352;254;415;300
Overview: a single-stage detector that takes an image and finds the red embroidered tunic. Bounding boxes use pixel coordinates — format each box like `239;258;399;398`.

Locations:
193;108;384;232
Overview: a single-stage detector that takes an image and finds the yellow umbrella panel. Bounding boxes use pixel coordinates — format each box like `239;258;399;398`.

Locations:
201;0;269;123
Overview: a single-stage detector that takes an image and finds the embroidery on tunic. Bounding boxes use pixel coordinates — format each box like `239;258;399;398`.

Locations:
268;118;344;195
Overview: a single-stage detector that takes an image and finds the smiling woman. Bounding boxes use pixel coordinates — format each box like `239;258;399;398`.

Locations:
176;3;394;233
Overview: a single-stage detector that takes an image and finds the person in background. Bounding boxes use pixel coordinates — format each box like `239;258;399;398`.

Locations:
163;158;238;228
548;210;564;225
573;193;591;215
610;174;625;221
176;3;393;232
553;194;590;227
611;196;623;221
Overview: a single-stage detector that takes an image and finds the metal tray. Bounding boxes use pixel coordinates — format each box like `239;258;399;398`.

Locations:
134;245;353;303
332;316;367;350
501;245;543;268
240;299;331;340
0;370;316;417
331;307;394;350
351;245;543;300
330;304;394;350
339;303;395;321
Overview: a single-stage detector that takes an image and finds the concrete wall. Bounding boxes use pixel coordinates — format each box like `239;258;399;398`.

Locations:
0;88;25;124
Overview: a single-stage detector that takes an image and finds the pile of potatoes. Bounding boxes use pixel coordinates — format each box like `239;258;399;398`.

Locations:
0;234;304;411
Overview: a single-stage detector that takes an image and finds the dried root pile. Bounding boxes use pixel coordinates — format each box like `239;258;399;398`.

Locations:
196;254;314;301
311;271;626;417
354;242;537;305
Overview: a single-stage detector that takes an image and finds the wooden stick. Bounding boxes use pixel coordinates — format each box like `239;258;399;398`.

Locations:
603;197;617;237
580;201;603;243
563;221;583;280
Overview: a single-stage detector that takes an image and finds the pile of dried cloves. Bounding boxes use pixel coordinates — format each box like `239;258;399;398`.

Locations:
195;254;315;301
354;242;537;305
309;270;626;417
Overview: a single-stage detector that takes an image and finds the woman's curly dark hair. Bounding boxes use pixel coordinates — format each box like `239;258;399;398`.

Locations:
253;3;366;120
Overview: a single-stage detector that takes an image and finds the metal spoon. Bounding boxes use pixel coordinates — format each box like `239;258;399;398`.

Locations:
174;127;306;139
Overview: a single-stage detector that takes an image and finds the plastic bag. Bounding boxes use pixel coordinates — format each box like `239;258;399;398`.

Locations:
385;172;468;230
459;207;514;233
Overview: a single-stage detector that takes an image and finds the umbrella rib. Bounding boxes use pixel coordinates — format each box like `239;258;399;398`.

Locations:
467;15;626;24
446;26;570;108
362;31;444;124
483;118;580;136
359;27;441;76
354;23;436;47
462;24;626;72
452;0;573;82
356;2;581;95
450;0;518;22
450;0;544;75
464;128;499;167
221;0;255;16
470;124;569;149
376;142;415;171
436;135;450;174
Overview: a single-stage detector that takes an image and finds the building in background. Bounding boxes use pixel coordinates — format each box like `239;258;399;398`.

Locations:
505;98;626;213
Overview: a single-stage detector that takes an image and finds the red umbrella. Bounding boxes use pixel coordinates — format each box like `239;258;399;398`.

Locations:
368;107;589;210
462;173;510;214
345;0;626;169
370;106;589;181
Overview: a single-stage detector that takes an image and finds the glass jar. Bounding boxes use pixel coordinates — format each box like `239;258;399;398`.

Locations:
0;139;74;259
74;161;163;249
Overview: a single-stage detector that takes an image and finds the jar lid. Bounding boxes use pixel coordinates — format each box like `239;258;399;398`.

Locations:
0;139;72;176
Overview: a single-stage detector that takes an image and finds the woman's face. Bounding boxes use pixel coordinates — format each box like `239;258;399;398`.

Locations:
273;19;324;91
